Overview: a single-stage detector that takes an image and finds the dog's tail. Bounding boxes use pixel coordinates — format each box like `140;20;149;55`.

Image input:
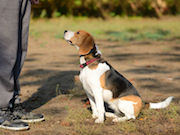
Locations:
145;96;174;109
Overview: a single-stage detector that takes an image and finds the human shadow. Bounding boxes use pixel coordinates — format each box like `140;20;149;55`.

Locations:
22;69;79;111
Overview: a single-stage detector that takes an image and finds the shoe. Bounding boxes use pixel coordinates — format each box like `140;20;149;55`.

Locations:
13;104;45;123
0;108;29;131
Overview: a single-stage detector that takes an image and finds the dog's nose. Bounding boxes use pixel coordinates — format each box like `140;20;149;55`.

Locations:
64;30;68;34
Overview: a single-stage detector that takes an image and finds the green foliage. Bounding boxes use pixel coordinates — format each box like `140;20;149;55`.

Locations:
40;9;47;18
74;0;82;6
105;28;171;41
52;11;61;18
31;0;180;18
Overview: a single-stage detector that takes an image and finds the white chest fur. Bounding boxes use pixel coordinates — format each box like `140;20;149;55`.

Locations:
79;63;110;96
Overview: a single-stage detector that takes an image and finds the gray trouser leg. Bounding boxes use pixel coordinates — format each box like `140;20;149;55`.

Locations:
0;0;31;109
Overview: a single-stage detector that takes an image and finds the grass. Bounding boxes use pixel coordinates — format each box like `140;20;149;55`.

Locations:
30;16;180;42
61;87;180;135
62;100;180;135
105;28;171;41
64;105;104;135
117;121;137;133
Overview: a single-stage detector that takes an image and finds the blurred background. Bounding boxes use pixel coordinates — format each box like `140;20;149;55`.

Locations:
29;0;180;42
31;0;180;18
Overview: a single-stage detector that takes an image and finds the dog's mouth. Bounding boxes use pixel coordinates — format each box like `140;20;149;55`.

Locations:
64;30;74;44
65;40;74;46
67;40;72;44
64;34;73;45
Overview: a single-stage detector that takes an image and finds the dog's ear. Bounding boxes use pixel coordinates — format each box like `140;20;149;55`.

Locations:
78;34;94;55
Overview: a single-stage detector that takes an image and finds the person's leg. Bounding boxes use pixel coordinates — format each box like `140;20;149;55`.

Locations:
0;0;43;131
0;0;30;131
12;0;32;105
0;0;31;110
0;0;20;109
13;0;44;123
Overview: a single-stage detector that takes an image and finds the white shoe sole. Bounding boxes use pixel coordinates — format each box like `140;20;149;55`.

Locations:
0;125;29;131
21;117;45;123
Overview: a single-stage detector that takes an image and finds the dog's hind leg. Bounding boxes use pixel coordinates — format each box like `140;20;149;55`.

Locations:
105;112;118;118
106;112;130;122
112;99;137;122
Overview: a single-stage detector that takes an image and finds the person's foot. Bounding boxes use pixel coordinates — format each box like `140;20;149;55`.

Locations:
13;104;45;123
0;108;29;131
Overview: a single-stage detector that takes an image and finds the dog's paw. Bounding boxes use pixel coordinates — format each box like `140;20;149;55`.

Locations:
92;113;98;119
112;118;120;122
95;118;104;123
112;117;128;122
92;114;98;119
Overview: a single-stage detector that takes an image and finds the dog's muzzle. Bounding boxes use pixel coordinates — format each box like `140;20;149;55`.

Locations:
64;30;75;45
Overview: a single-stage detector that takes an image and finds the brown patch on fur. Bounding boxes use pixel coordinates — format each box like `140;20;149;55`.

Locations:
100;72;106;89
144;102;150;109
120;95;143;117
99;67;113;90
70;30;94;55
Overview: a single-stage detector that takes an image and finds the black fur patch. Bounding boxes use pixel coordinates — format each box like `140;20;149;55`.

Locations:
102;62;140;98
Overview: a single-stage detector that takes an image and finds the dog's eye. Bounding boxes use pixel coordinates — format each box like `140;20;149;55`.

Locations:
77;32;80;34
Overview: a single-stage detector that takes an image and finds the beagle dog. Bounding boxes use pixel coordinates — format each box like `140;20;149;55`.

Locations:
64;30;173;123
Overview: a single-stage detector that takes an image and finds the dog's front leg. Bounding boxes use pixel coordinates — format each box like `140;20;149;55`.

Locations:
92;87;105;123
86;94;98;118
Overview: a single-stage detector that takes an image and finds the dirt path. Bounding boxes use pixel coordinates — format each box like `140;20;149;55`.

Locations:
1;37;180;135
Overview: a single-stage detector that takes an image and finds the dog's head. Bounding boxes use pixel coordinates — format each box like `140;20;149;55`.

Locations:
64;30;95;55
